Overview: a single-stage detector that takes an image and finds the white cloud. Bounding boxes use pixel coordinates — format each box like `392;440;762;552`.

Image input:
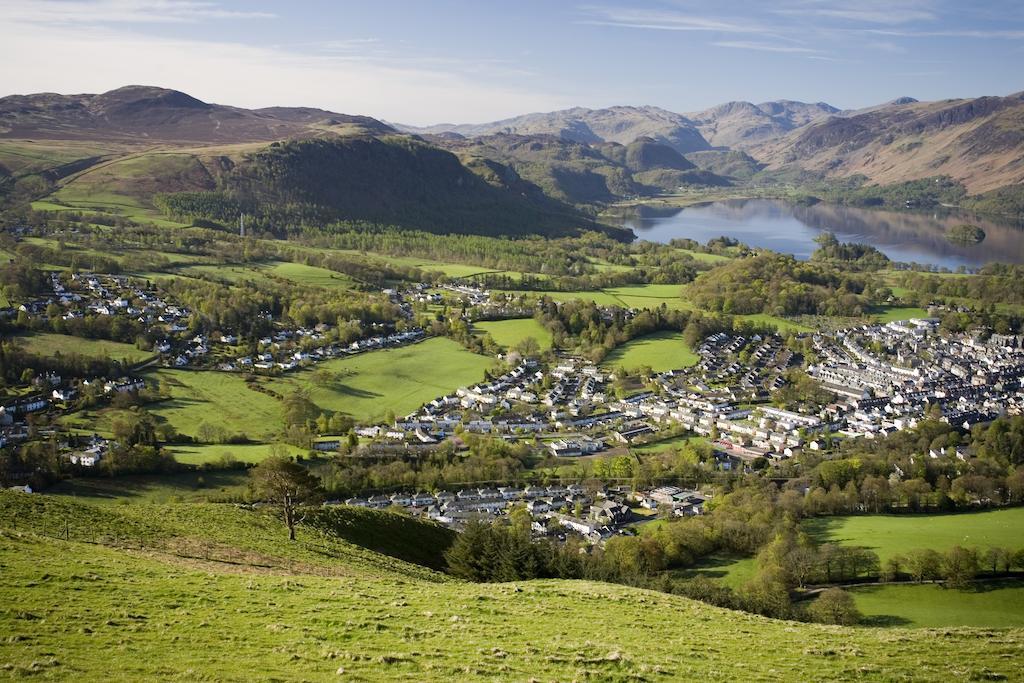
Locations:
0;0;274;23
578;6;768;34
713;41;818;54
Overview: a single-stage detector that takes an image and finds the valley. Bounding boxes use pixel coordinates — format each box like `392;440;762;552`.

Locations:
2;76;1024;681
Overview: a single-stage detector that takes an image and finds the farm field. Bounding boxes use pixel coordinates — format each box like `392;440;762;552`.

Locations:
605;284;695;311
168;442;304;465
173;261;356;290
632;433;708;454
672;554;757;589
850;581;1024;628
332;250;500;278
601;331;698;372
13;332;152;362
734;313;815;332
803;508;1024;563
265;337;492;423
473;318;552;350
676;248;731;264
143;369;284;441
871;306;931;323
45;470;250;505
0;493;1020;682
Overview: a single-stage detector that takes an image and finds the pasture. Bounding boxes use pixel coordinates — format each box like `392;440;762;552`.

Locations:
871;306;931;323
850;581;1024;628
803;508;1024;563
601;331;698;372
45;470;251;505
168;442;304;465
266;337;492;422
143;369;284;441
14;332;152;363
473;318;553;350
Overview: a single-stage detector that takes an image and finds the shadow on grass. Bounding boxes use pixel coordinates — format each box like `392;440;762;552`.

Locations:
801;517;879;552
47;470;249;503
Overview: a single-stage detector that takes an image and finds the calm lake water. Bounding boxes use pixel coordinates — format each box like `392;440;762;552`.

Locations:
621;199;1024;270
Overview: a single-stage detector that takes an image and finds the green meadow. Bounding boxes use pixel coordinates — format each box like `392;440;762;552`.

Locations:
473;317;552;350
673;554;758;589
144;369;284;441
871;306;931;323
266;337;491;423
850;581;1024;628
1;492;1020;682
803;508;1024;563
602;331;698;372
14;332;152;363
168;442;305;465
46;470;251;505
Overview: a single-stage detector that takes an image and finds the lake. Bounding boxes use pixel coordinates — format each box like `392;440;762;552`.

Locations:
620;198;1024;270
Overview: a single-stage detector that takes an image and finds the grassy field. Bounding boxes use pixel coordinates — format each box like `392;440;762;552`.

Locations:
143;369;284;441
734;313;815;333
45;470;251;505
13;332;152;362
804;508;1024;563
473;318;552;350
170;261;355;291
266;337;491;423
168;443;304;465
1;492;1021;682
334;250;500;278
672;555;758;589
632;433;708;454
871;306;931;323
605;284;695;311
850;581;1024;628
601;331;698;372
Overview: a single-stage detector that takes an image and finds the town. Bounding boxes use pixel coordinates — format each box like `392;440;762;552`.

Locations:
7;267;1024;547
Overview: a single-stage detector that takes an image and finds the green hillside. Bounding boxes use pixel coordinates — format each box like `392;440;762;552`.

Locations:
1;493;1022;681
160;136;613;238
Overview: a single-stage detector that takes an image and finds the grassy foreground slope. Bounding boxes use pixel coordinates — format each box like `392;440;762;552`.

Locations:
2;494;1023;681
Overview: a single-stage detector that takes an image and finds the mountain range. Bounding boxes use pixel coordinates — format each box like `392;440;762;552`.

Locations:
1;85;1022;236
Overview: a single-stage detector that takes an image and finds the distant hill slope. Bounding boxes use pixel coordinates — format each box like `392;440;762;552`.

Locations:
753;92;1024;194
0;492;1021;681
5;85;1021;222
0;86;613;238
208;135;608;237
404;105;713;154
431;132;715;204
0;85;393;143
685;100;839;149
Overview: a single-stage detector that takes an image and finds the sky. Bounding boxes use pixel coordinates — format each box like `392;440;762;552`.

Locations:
0;0;1022;125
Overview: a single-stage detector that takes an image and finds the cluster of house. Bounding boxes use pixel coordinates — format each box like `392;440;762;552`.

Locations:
7;272;193;331
339;483;707;544
357;334;803;463
0;374;144;450
807;319;1023;437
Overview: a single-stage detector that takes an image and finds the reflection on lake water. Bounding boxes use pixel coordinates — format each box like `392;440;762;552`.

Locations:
622;199;1024;270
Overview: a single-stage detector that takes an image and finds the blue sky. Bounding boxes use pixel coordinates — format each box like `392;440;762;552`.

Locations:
1;0;1021;124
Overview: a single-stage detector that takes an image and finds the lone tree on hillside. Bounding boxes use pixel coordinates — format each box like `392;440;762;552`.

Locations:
249;456;323;541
